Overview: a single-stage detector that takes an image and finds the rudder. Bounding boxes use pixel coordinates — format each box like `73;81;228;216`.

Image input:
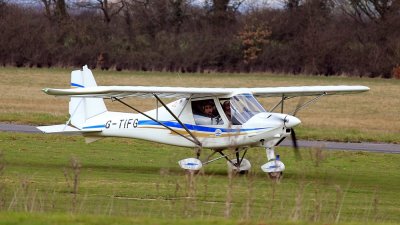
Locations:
69;65;107;129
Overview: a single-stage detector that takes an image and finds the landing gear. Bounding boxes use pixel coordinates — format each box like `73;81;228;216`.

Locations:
261;147;285;180
178;146;287;179
178;147;252;174
268;171;283;180
178;158;203;171
227;158;251;174
223;148;251;174
178;147;203;172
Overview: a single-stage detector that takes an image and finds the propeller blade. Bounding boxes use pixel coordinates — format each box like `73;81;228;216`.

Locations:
291;128;302;160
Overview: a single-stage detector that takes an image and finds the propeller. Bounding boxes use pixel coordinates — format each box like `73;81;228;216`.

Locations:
290;128;302;160
282;113;302;161
289;96;306;160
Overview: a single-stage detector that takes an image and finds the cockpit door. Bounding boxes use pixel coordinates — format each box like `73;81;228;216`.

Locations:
220;94;267;125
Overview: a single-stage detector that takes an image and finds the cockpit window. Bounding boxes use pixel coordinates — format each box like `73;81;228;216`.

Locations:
192;99;224;125
225;94;266;125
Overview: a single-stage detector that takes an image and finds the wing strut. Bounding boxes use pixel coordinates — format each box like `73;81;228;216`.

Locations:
201;148;248;166
268;93;327;115
291;93;327;116
153;94;201;147
112;97;201;147
269;95;296;113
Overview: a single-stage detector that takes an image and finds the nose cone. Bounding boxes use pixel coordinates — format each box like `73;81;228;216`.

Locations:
285;115;301;128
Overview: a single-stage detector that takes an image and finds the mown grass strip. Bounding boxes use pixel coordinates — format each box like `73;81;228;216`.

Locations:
0;112;67;125
0;212;397;225
0;132;399;223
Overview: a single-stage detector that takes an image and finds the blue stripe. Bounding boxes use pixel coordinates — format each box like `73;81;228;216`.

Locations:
81;121;270;133
83;125;105;129
138;120;269;133
71;83;85;88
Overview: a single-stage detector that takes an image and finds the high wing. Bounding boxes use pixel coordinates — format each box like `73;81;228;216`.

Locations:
42;85;369;99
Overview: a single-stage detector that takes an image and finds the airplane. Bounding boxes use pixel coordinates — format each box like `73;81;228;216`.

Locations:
38;65;369;179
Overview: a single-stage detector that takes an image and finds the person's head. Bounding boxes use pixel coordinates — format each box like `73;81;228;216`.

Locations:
203;103;214;117
223;101;230;111
223;101;231;115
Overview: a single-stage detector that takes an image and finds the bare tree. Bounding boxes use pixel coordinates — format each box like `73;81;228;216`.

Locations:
212;0;245;11
39;0;68;22
74;0;125;23
335;0;400;23
285;0;302;9
169;0;185;34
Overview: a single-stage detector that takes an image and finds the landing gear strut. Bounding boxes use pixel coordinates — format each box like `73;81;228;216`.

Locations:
261;147;285;180
223;148;251;174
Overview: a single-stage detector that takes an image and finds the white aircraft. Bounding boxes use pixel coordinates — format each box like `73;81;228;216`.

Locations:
38;66;369;178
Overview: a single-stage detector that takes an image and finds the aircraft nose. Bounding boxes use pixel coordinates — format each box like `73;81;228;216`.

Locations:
284;115;301;128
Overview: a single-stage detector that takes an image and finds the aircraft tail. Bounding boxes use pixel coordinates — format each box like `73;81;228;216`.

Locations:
69;65;107;129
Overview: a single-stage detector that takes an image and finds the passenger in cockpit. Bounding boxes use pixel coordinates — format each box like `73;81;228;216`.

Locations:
222;101;231;121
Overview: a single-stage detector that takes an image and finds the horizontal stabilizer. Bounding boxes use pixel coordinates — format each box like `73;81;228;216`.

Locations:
37;124;102;134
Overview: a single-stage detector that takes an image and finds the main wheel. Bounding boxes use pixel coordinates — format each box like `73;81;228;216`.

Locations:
268;171;283;181
227;158;251;174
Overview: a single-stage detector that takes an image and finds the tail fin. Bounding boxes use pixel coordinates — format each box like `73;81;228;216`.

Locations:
69;65;107;129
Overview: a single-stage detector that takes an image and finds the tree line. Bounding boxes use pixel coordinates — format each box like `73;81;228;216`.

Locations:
1;0;399;78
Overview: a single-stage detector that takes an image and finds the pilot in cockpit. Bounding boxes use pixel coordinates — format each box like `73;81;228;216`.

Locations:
193;101;223;125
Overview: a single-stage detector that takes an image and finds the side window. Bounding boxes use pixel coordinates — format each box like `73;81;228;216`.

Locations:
220;99;241;125
192;99;224;125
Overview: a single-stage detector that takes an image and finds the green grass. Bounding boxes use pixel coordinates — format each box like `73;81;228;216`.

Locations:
1;66;399;223
0;112;67;125
0;212;397;225
0;132;399;224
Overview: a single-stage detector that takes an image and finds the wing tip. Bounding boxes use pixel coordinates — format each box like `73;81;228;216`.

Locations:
358;86;370;92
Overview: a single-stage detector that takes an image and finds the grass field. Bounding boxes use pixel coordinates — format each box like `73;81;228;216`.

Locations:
1;67;399;224
0;132;400;224
0;67;399;143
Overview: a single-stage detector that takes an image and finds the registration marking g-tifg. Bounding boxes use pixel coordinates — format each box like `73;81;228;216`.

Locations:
105;119;139;129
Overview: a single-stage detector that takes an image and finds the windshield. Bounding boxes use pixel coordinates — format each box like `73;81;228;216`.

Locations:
221;94;266;125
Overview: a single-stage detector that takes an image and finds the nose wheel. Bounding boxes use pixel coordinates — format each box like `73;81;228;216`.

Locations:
268;171;283;180
261;147;285;180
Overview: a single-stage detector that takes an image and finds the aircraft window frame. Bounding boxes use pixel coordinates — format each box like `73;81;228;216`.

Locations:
191;98;225;126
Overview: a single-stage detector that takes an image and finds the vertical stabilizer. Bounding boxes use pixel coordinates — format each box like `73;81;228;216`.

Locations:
69;65;107;129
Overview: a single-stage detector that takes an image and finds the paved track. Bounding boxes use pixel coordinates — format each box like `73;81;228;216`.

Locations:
1;123;399;153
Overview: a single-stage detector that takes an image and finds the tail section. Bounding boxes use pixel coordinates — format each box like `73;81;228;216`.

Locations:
69;65;107;129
